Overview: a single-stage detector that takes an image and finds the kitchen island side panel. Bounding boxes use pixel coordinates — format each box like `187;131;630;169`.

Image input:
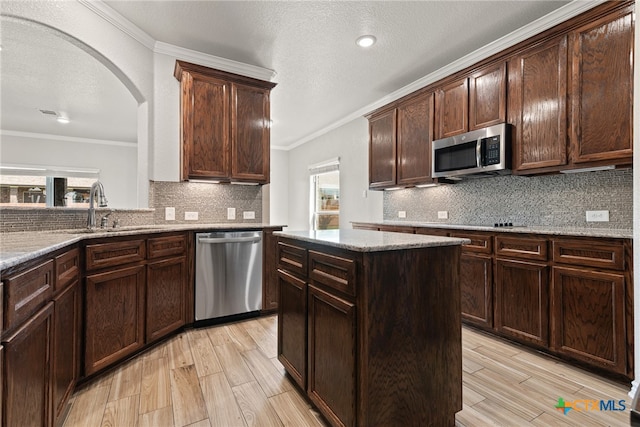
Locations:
359;245;462;427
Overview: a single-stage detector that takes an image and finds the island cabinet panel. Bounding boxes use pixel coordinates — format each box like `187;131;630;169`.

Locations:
551;267;626;374
231;83;271;182
368;108;397;189
3;302;53;427
569;5;634;166
396;92;435;186
308;250;357;297
494;259;549;347
508;35;568;172
435;77;468;139
51;280;80;425
84;265;145;375
307;285;356;427
146;257;187;343
468;62;507;130
277;269;307;390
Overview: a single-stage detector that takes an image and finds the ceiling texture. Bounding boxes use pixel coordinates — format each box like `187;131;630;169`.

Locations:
2;0;578;150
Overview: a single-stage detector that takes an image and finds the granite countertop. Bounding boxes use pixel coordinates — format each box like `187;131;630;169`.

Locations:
0;223;285;271
274;229;470;252
354;221;633;239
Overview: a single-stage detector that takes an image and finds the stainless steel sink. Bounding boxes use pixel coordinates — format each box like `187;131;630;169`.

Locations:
63;226;158;234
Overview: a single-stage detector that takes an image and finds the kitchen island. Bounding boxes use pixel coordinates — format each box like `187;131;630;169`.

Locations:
274;229;469;427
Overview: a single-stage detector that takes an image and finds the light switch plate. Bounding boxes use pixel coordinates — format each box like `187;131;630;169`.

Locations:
165;207;175;221
227;207;236;220
437;211;448;219
185;211;198;221
398;211;407;218
243;211;255;220
586;210;609;222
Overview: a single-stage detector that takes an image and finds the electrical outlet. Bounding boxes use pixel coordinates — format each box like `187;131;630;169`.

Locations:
165;207;175;221
362;190;368;198
586;210;609;222
184;211;198;221
227;207;236;220
243;211;255;220
437;211;448;219
398;211;406;218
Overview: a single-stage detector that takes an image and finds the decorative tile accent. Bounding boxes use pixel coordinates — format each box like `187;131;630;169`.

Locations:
383;168;632;229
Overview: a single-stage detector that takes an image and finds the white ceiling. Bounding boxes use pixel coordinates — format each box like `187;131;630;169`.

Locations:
1;0;575;150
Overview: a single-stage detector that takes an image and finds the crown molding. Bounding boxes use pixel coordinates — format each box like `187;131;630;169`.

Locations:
1;130;138;148
278;0;605;151
154;41;276;82
77;0;155;49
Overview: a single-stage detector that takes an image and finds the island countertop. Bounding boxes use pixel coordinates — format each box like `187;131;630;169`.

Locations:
274;229;470;252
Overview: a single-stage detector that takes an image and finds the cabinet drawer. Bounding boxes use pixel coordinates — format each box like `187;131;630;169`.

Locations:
4;259;53;332
55;248;80;291
277;241;307;277
415;228;450;237
496;235;548;261
309;250;357;297
450;232;492;254
552;239;624;271
147;234;187;259
86;239;146;271
378;225;415;234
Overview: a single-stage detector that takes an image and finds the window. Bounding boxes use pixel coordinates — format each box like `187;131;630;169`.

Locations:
310;159;339;230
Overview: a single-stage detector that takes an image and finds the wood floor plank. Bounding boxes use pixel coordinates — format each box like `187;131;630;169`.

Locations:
471;398;535;425
101;395;140;427
188;328;223;377
244;322;278;358
206;325;234;347
242;348;293;397
215;342;255;387
462;383;486;406
64;385;111;427
108;359;142;402
268;389;327;427
200;371;247;427
455;403;502;427
464;347;531;383
169;365;208;427
232;380;283;427
140;356;171;414
168;333;195;370
225;322;259;352
139;406;175;427
185;420;212;427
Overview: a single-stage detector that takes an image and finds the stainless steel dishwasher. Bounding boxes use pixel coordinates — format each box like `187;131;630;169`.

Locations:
195;231;262;323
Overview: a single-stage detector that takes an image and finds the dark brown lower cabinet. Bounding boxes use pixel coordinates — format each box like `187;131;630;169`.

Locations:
3;302;53;427
52;281;81;425
460;253;493;328
146;257;187;343
551;266;626;374
495;259;549;347
307;285;356;427
85;265;145;375
277;269;307;390
262;230;280;312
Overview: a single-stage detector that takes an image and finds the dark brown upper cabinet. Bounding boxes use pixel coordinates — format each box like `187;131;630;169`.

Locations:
174;61;276;184
508;35;569;172
368;92;435;190
568;5;633;167
435;62;506;139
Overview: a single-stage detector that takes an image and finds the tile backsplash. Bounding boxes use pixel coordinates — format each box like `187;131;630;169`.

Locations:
384;168;632;229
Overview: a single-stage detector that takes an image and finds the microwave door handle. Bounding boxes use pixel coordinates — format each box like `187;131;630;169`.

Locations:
476;140;482;167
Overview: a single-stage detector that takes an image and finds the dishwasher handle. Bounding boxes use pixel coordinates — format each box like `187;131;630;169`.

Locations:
198;235;262;244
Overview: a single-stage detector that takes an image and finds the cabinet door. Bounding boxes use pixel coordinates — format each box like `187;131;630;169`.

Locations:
231;83;271;183
85;265;145;375
569;6;633;165
368;109;397;189
435;77;468;139
3;302;53;427
262;230;279;312
460;253;493;328
494;259;549;347
469;63;506;130
508;35;568;172
277;269;307;389
181;71;230;180
146;257;187;343
52;281;81;425
307;285;356;427
396;92;435;186
551;267;626;374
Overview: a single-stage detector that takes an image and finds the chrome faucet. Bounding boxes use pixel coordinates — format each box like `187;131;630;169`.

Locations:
87;181;108;230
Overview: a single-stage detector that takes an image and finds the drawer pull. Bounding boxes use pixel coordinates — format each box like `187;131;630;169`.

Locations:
14;284;49;311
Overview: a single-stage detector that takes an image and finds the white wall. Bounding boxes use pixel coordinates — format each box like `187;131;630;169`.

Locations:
1;1;154;207
270;149;290;227
0;134;137;208
286;117;383;231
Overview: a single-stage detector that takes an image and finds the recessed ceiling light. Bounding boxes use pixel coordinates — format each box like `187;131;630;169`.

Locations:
56;116;70;124
356;35;376;48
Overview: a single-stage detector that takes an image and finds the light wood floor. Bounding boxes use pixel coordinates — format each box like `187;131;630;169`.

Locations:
63;315;631;427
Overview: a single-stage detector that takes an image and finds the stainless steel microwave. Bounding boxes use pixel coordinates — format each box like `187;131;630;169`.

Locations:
432;123;512;179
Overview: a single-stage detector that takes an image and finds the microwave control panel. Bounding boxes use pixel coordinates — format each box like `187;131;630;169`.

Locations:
481;136;501;166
